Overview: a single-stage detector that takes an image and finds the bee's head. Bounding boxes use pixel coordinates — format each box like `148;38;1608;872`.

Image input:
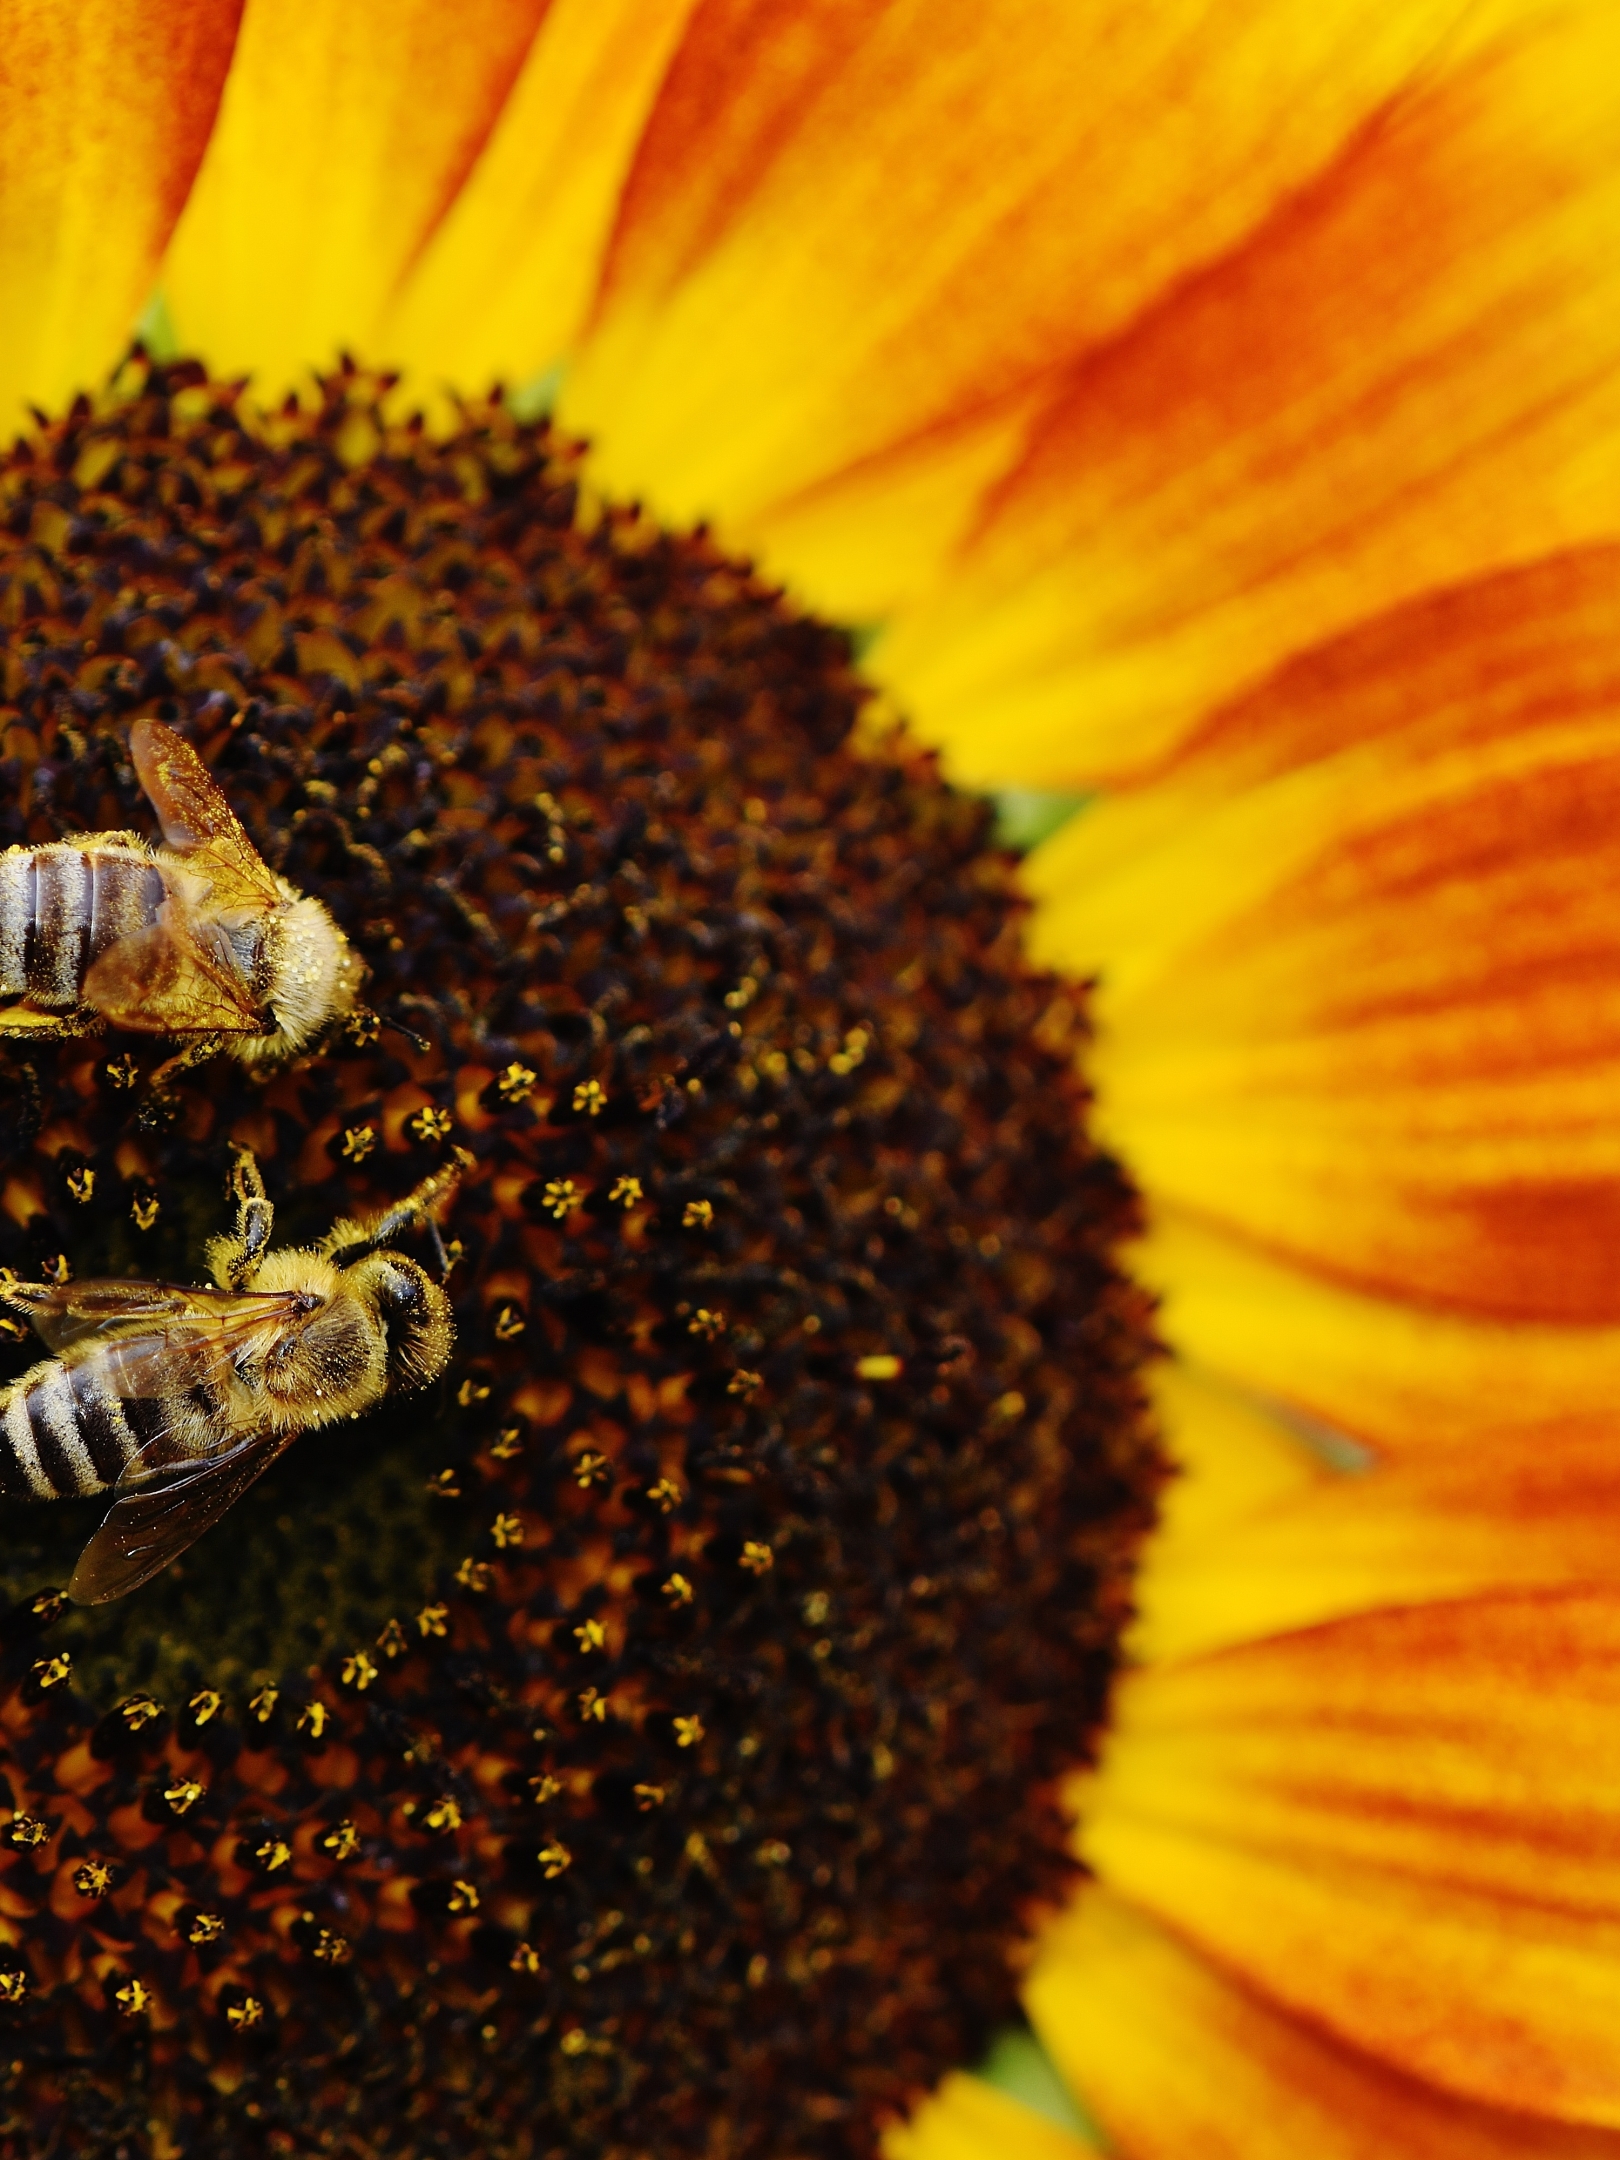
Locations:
236;889;364;1066
356;1255;455;1391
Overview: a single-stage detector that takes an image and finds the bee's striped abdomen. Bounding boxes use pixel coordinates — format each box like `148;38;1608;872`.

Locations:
0;1356;146;1500
0;842;167;1009
0;849;38;999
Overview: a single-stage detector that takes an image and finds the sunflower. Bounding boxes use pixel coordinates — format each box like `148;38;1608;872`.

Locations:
3;3;1619;2156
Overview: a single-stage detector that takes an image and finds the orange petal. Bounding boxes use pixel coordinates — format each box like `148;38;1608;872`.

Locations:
0;0;240;428
883;2072;1100;2160
559;0;1475;623
1140;1361;1620;1662
161;0;550;386
1028;1888;1620;2160
1026;550;1620;1324
1078;1590;1620;2124
879;5;1620;786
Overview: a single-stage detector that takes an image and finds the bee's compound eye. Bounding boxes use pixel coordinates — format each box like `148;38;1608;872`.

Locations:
373;1262;427;1323
372;1261;452;1390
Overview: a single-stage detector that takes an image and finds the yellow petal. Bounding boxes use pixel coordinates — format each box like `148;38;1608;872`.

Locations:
1140;1361;1620;1662
559;0;1474;622
884;2072;1100;2160
1029;1888;1620;2160
0;0;239;428
162;0;550;385
1028;550;1620;1323
1079;1590;1620;2124
383;0;704;394
879;3;1620;785
1141;1208;1620;1458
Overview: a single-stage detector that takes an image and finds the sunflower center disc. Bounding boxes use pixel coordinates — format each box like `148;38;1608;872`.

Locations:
0;357;1162;2158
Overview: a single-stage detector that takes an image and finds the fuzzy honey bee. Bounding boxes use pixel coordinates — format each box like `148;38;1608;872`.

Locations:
0;1150;468;1603
0;717;362;1090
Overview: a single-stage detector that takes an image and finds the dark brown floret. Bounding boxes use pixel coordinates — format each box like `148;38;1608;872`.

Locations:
0;359;1163;2159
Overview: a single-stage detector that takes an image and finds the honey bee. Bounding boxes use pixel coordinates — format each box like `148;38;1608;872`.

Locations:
0;1150;468;1603
0;718;362;1090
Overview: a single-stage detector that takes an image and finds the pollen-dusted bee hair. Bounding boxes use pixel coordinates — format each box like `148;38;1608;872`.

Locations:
0;1150;463;1604
0;717;363;1090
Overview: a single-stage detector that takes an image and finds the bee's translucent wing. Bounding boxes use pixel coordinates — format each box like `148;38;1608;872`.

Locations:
130;719;282;911
85;1322;269;1400
82;914;266;1035
5;1279;304;1367
130;718;244;852
67;1425;295;1604
3;1278;204;1351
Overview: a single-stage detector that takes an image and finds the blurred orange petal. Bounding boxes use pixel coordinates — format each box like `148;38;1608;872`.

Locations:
0;0;240;424
883;2071;1099;2160
383;0;704;396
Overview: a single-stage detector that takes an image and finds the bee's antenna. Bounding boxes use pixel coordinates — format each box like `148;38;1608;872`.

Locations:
425;1214;457;1284
382;1012;433;1055
393;993;452;1053
346;1002;437;1057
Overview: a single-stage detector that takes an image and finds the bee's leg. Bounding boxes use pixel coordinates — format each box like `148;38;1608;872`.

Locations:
205;1147;275;1290
144;1033;225;1097
229;1147;274;1286
138;1034;228;1134
0;1005;97;1042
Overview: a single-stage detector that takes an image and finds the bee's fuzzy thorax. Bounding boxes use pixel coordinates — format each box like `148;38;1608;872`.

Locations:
237;888;362;1064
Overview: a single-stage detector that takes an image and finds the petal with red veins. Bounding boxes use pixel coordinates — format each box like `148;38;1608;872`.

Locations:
1029;1888;1620;2160
1077;1591;1620;2124
1029;550;1620;1324
559;0;1475;618
1140;1208;1620;1458
1140;1362;1620;1662
883;6;1620;786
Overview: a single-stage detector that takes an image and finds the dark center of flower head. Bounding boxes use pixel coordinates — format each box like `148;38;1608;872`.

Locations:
0;356;1161;2158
